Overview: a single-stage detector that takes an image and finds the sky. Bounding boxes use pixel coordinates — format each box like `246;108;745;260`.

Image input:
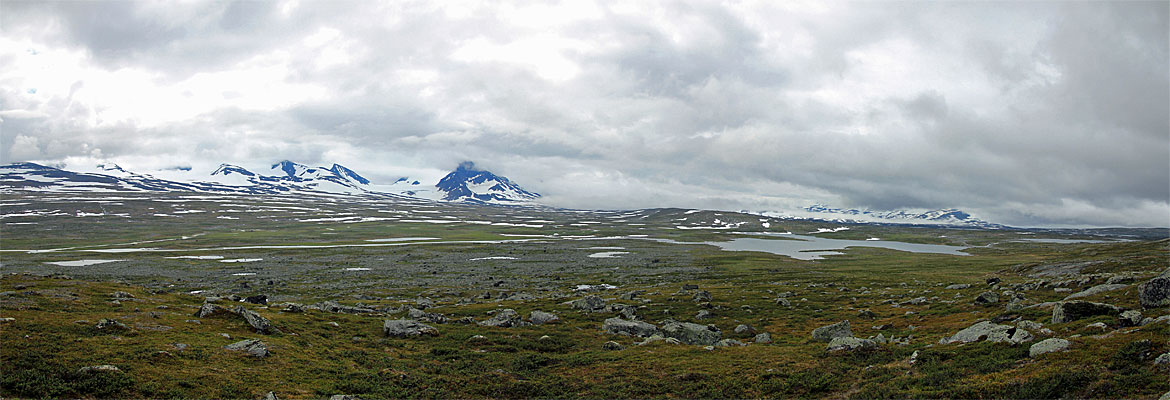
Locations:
1;1;1167;228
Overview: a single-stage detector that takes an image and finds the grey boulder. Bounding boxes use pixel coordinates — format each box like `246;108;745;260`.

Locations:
1029;338;1071;357
225;339;269;358
827;337;877;352
974;291;1000;305
194;303;233;318
479;309;525;328
811;320;852;342
1063;284;1130;300
235;306;280;334
383;319;438;337
529;310;560;325
1120;310;1143;327
940;321;1028;344
1052;301;1121;324
570;295;607;312
733;324;755;335
602;317;658;337
661;321;722;345
1139;269;1170;308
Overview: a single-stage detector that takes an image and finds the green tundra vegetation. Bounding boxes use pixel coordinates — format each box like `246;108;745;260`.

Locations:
0;192;1167;399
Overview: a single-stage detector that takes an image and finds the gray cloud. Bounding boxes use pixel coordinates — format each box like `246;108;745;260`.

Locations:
0;1;1166;227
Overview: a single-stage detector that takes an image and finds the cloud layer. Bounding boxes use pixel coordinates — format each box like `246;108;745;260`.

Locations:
1;1;1167;227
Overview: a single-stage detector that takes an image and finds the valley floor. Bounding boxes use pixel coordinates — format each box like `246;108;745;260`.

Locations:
1;191;1168;399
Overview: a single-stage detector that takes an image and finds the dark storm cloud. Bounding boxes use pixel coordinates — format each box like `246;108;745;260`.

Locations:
0;1;1166;227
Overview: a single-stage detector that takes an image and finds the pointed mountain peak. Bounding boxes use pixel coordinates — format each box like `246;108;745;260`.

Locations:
329;163;370;185
271;160;312;178
435;161;539;203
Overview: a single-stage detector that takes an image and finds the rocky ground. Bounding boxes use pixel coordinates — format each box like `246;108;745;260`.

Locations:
1;192;1168;399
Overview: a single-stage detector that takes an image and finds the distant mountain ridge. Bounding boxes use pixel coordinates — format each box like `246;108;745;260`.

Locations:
0;160;541;205
798;204;1004;228
3;162;1010;227
206;161;371;193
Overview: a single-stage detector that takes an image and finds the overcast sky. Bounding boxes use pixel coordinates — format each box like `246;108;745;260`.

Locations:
1;1;1167;227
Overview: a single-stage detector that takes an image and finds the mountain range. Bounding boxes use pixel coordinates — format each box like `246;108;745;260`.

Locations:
788;204;1004;229
2;161;1006;227
0;160;541;205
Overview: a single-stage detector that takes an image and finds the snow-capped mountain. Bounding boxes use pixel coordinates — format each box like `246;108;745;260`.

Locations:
0;162;249;194
435;162;541;203
797;204;1004;228
204;161;370;194
1;161;542;205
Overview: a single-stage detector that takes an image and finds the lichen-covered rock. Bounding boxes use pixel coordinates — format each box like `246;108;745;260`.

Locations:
1029;338;1070;357
529;311;559;325
603;341;624;351
602;317;658;337
235;306;280;334
733;324;755;335
382;319;438;337
194;303;234;318
606;304;640;320
1009;327;1034;344
1120;310;1143;327
941;321;1015;344
1063;284;1130;300
974;291;1000;305
827;337;877;352
1017;320;1043;332
754;332;772;344
225;339;269;358
1139;269;1170;308
811;320;852;342
1154;352;1170;368
661;321;721;345
244;294;268;305
775;298;792;307
570;295;607;312
695;310;713;319
945;284;971;290
1052;301;1121;324
479;309;525;328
